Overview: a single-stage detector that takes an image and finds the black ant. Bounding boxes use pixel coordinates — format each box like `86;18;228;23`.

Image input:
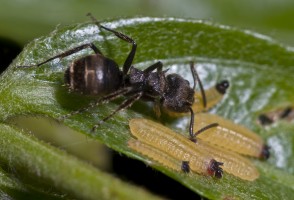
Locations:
18;13;216;141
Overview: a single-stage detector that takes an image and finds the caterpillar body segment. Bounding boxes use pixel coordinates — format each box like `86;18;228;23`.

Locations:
195;113;269;159
129;118;259;181
192;80;230;113
129;119;223;178
196;137;259;181
128;139;185;172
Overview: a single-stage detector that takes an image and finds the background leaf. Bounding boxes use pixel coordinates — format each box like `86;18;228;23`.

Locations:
1;17;294;199
1;0;294;46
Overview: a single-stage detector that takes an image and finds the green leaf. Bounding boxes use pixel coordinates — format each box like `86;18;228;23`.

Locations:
2;17;294;199
0;123;162;200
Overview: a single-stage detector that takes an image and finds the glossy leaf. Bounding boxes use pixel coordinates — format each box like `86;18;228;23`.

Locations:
1;17;294;199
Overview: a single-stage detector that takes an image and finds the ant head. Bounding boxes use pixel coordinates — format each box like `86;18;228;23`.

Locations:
162;74;194;113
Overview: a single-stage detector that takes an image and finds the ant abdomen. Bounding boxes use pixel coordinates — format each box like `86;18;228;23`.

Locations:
64;54;122;95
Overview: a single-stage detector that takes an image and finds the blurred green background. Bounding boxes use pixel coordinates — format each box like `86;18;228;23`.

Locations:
1;0;294;46
0;1;294;199
1;0;294;70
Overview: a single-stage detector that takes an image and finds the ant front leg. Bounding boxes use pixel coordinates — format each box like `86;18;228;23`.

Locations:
18;43;102;68
143;61;163;73
87;13;137;76
188;107;218;142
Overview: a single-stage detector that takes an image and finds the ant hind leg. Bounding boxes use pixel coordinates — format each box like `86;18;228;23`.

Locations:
87;13;137;77
18;43;102;68
58;87;134;121
91;92;143;131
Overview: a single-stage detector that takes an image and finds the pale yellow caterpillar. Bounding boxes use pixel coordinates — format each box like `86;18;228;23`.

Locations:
128;138;190;173
192;80;229;113
195;113;269;159
129;119;223;178
129;118;259;181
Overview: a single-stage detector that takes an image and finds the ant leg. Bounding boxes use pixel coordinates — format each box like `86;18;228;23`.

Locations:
59;87;134;120
143;61;163;73
188;107;218;142
87;13;137;76
189;107;196;141
92;92;143;131
193;123;218;137
153;98;162;118
19;43;102;68
190;62;207;108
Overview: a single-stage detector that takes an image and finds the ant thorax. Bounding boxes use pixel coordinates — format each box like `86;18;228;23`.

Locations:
127;66;167;96
127;66;194;113
145;71;168;95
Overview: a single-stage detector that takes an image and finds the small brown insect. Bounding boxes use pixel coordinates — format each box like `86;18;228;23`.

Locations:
258;106;294;126
129;118;260;181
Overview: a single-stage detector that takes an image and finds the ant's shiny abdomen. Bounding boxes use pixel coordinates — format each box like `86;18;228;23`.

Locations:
64;54;122;95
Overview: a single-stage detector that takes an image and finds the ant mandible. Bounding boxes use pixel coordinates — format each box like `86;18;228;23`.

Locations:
19;13;216;141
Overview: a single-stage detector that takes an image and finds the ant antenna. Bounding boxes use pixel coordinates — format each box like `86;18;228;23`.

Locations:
87;13;101;27
189;107;218;142
190;62;207;108
86;13;114;57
